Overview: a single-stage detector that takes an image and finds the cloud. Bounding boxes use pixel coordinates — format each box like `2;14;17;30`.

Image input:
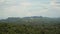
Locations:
0;0;60;19
21;2;31;6
0;0;5;3
2;2;32;17
0;0;50;18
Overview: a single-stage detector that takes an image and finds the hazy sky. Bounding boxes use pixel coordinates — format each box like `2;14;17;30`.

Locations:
0;0;60;19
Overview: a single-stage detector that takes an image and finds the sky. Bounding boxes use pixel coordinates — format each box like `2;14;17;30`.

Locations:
0;0;60;19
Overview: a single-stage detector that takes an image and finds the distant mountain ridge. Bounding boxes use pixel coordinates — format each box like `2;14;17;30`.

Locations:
0;16;60;25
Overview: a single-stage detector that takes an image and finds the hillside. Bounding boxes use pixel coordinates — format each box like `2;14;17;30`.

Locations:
0;16;60;34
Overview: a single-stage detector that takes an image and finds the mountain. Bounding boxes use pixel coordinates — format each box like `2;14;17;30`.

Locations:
0;16;60;25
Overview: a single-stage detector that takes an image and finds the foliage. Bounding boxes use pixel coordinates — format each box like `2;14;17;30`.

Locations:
0;17;60;34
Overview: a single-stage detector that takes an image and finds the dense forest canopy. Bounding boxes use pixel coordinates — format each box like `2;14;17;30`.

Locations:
0;16;60;34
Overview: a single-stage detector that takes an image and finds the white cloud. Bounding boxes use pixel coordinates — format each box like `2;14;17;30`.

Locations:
2;0;50;17
0;0;5;3
20;2;32;9
21;2;31;6
0;0;60;19
22;0;27;1
26;12;33;16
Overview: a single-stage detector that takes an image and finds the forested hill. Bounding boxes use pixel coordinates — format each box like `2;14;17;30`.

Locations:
0;16;60;24
0;16;60;34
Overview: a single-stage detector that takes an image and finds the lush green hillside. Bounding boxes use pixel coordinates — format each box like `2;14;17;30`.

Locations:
0;16;60;34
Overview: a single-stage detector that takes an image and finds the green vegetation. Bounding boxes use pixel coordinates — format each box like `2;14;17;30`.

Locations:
0;16;60;34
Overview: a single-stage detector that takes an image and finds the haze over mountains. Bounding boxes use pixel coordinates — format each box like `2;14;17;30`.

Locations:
0;16;60;25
